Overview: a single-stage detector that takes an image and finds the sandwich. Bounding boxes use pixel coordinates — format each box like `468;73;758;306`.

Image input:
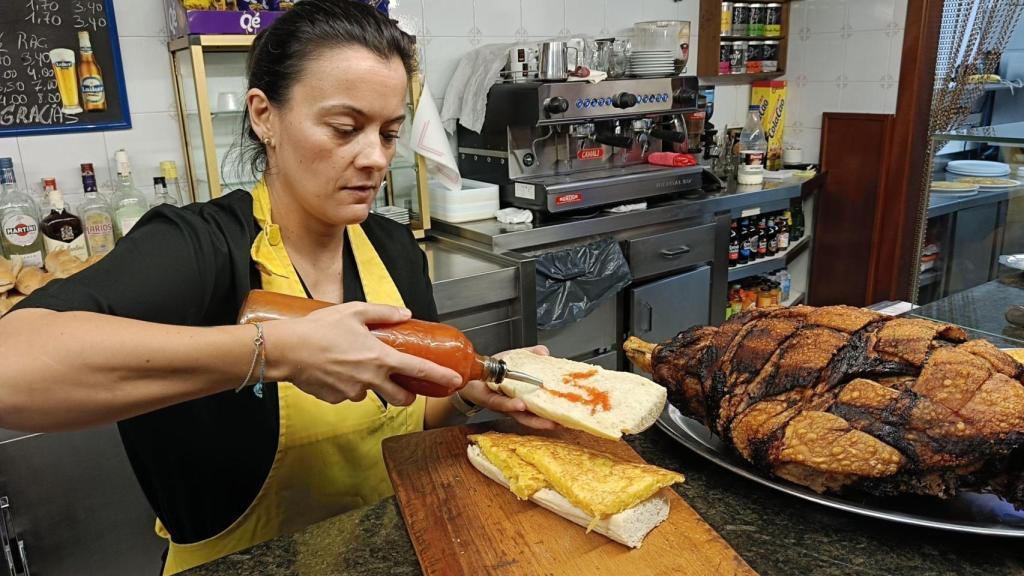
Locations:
488;350;667;440
466;432;684;548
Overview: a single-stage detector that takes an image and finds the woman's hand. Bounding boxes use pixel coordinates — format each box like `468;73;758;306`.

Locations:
263;302;462;406
457;345;559;430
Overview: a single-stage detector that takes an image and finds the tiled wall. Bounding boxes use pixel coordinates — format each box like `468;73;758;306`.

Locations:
779;0;907;163
0;0;184;206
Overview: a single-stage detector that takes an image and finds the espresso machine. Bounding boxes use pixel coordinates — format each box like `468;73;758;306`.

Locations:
457;77;703;214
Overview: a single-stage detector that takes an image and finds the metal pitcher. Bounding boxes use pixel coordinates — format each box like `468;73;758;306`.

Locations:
538;41;578;81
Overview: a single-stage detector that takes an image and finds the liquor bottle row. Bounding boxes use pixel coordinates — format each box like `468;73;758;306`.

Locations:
0;153;185;268
727;202;806;267
725;269;793;320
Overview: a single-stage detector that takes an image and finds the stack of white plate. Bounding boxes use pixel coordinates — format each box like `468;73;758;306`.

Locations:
629;50;675;77
375;205;410;225
945;160;1011;177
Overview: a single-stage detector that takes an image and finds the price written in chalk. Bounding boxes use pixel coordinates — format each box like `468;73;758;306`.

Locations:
24;0;64;26
72;0;106;31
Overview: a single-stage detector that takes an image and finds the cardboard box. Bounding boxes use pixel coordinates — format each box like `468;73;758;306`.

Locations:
163;0;287;38
751;80;786;170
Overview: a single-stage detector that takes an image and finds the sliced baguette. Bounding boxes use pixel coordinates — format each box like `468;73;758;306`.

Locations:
467;444;670;548
492;350;666;440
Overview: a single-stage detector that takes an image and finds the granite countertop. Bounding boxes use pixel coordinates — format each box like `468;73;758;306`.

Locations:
912;273;1024;347
184;425;1024;576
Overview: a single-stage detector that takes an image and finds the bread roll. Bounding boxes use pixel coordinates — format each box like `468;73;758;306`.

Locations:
0;293;26;317
0;256;15;294
467;444;671;548
490;350;667;440
15;266;54;296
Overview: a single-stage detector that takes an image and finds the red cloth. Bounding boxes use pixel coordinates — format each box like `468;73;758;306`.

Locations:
647;152;698;167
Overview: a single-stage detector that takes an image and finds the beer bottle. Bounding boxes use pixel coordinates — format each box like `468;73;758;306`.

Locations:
78;31;107;112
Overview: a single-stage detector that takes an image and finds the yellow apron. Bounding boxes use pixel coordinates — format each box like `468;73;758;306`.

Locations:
158;181;426;575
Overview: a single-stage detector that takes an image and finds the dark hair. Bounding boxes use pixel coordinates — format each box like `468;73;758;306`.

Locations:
226;0;416;183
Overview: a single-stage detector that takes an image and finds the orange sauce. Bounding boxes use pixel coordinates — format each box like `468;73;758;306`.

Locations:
543;369;611;415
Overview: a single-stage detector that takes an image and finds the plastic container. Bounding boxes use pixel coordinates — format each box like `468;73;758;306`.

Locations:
428;178;500;223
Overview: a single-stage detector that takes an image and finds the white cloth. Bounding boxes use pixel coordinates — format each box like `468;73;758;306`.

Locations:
568;70;608;84
604;202;647;213
495;207;533;224
411;84;461;192
440;42;515;134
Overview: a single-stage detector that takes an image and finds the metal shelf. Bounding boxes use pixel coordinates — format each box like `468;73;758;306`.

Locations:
932;121;1024;145
728;234;811;282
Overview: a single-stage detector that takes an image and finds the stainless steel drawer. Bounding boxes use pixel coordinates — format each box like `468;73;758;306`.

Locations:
625;223;716;280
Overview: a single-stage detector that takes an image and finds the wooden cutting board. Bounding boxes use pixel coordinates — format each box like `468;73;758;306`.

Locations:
382;420;757;576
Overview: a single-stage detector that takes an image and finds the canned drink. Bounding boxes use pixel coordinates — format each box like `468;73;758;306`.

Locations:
721;2;734;36
720;41;733;75
765;3;783;37
731;3;749;37
730;41;747;75
762;40;779;72
748;3;765;37
746;40;763;73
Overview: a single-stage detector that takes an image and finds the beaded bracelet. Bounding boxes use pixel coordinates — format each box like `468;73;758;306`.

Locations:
236;322;266;396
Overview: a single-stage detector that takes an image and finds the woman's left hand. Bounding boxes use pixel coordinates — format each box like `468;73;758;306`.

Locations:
457;345;559;430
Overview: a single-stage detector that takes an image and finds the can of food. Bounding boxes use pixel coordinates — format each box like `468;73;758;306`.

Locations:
721;2;734;36
730;41;747;75
746;40;763;73
720;42;733;75
765;3;783;37
748;3;765;36
731;3;749;37
762;40;779;72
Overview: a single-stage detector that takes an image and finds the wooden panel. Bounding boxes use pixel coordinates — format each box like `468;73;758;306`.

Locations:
383;420;757;576
868;0;945;302
811;113;894;306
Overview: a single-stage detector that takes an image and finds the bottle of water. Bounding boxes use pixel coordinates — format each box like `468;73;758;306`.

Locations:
737;105;768;185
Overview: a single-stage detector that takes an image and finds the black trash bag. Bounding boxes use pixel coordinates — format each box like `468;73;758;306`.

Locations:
535;237;632;331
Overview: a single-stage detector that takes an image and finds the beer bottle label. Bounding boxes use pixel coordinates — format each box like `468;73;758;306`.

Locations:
3;214;40;246
82;76;105;105
84;212;116;256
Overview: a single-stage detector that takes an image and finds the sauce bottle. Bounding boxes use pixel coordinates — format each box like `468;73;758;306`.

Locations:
237;290;534;397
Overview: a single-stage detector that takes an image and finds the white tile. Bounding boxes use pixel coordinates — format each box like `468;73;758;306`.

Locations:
801;33;846;82
17;130;109;197
889;29;904;79
110;0;167;37
0;139;25;185
676;0;699;25
843;30;891;82
805;0;847;34
565;0;606;36
119;37;177;115
474;0;522;36
641;0;678;22
605;0;644;36
792;82;840;129
423;37;476;102
787;2;808;31
796;127;822;164
734;84;752;124
392;1;426;38
885;85;899;114
103;112;186;192
847;0;894;31
523;0;567;37
423;0;475;36
893;0;908;29
838;82;888;113
710;85;739;129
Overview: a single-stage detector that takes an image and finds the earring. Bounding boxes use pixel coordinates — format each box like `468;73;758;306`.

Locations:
262;136;273;147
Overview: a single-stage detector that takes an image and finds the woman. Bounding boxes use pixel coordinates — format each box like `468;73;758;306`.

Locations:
0;1;553;573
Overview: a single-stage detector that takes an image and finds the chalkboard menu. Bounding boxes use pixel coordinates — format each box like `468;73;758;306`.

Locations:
0;0;130;136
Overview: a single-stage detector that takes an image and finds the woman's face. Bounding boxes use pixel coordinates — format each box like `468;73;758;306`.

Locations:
259;45;408;227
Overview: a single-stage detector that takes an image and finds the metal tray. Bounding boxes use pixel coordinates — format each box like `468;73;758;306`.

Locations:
657;405;1024;537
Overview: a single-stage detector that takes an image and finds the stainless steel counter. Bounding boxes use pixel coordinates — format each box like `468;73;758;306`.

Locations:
433;174;822;252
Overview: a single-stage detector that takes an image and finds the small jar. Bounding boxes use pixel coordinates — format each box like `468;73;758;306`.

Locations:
748;3;765;36
746;40;763;73
719;42;734;75
731;3;749;36
765;3;783;37
721;2;734;36
762;40;780;72
729;41;747;75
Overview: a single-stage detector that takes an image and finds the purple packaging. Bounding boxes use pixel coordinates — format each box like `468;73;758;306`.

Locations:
237;0;271;9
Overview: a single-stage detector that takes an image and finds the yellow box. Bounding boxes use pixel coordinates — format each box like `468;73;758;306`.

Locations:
752;80;787;170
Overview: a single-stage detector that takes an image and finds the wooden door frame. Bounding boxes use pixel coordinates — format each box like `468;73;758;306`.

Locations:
865;0;945;303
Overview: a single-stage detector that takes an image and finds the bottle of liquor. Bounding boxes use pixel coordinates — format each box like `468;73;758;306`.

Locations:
152;176;180;207
728;220;739;268
777;213;790;250
766;215;778;257
0;158;46;268
110;150;149;238
79;163;117;257
160;161;185;205
78;31;107;112
756;216;767;260
40;179;89;261
738;218;752;265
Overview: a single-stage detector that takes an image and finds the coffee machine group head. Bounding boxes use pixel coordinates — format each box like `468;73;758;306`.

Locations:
457;76;704;214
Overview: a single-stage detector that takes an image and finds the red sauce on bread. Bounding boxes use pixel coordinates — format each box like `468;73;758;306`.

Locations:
543;369;611;414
